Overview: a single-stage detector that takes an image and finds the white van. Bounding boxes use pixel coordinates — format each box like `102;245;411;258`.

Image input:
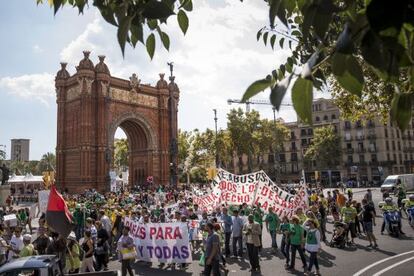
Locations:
380;174;414;193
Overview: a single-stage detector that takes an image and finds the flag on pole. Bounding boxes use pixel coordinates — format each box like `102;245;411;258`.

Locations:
46;185;74;237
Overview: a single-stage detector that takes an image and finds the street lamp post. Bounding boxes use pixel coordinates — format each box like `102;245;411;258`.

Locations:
213;109;219;168
272;108;279;183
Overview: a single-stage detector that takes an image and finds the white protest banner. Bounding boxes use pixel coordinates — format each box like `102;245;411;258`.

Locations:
192;168;308;218
124;218;192;263
38;190;50;214
4;214;17;227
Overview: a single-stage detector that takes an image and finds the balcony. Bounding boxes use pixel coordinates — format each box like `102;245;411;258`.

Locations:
367;122;375;128
380;160;397;166
402;134;411;140
355;136;365;141
343;126;351;131
345;148;354;154
357;148;366;153
404;147;414;152
290;147;297;152
367;134;377;140
369;160;379;166
344;137;353;142
290;135;297;140
368;148;377;153
359;161;368;166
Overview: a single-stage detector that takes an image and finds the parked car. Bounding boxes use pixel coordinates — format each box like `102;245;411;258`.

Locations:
0;255;120;276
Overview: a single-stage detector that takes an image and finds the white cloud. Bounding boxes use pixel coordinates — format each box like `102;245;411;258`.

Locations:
54;0;298;129
0;73;55;106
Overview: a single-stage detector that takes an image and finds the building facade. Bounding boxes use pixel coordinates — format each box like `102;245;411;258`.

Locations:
230;98;414;186
10;139;30;162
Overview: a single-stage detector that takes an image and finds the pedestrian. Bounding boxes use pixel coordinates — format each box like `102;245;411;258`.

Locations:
360;199;378;248
287;215;307;272
220;207;232;257
80;230;95;273
19;234;36;257
265;207;279;251
243;214;261;272
117;226;135;276
7;227;23;261
95;221;109;271
204;222;221;276
341;201;357;244
304;220;321;276
253;204;264;250
231;209;244;258
279;216;290;268
32;226;50;255
65;232;81;274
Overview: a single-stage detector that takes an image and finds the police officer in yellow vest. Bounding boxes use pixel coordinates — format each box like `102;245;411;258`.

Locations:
380;197;404;235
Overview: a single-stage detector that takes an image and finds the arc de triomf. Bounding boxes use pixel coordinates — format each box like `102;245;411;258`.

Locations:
54;51;179;193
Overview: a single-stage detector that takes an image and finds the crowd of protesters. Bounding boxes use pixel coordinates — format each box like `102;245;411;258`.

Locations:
0;181;413;276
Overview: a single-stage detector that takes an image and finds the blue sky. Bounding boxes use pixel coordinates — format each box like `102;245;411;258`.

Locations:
0;0;310;160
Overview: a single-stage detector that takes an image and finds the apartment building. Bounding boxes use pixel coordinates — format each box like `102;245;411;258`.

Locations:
231;98;414;185
10;139;30;162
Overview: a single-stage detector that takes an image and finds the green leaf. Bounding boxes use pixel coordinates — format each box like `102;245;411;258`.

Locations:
146;33;156;60
263;32;269;46
291;30;301;37
147;19;158;30
335;24;354;54
331;53;364;97
177;10;189;34
241;79;272;102
269;0;282;28
179;0;193;11
270;74;293;111
53;0;63;15
279;64;285;76
160;31;170;51
391;92;413;131
117;16;132;57
292;77;313;125
288;40;292;49
279;37;285;48
257;29;263;41
143;0;175;19
270;35;276;49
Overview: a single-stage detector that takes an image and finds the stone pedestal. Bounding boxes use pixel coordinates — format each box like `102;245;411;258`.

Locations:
0;184;11;206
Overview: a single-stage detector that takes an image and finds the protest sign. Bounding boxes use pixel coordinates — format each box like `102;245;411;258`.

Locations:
192;169;308;218
124;218;192;263
38;190;50;214
4;214;17;227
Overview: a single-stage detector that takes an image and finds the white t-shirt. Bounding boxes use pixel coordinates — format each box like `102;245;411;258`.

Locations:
8;235;23;260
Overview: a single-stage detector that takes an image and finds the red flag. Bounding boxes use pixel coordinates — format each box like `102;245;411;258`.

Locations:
46;185;74;237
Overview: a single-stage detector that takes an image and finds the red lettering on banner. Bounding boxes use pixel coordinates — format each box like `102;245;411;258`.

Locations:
149;227;156;239
242;185;246;193
165;227;173;239
260;186;268;196
139;226;146;239
174;227;183;239
261;201;268;210
249;184;255;193
155;227;164;239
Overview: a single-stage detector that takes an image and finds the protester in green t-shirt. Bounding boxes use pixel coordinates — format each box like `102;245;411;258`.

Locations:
279;216;291;267
265;207;279;250
287;216;307;271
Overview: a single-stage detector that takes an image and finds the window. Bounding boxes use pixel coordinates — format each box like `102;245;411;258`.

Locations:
290;131;295;139
385;129;388;138
345;121;351;129
307;128;313;135
392;141;396;150
279;154;286;162
356;120;362;128
359;154;365;163
345;133;351;141
268;154;274;163
323;115;328;121
369;142;376;152
387;153;390;161
399;154;402;164
386;140;389;151
331;114;336;120
291;153;298;161
397;130;400;138
347;143;352;149
371;154;378;163
291;142;296;150
301;139;307;146
358;142;364;151
291;162;299;173
398;141;401;151
347;155;353;163
301;129;307;136
315;116;320;122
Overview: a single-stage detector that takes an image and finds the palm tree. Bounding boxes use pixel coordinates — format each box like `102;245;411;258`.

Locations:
38;152;56;172
11;160;26;175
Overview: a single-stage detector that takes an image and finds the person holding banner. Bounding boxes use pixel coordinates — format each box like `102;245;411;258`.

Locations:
265;207;280;252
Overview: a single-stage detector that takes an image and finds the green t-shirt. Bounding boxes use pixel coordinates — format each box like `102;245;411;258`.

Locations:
19;212;27;222
398;189;406;200
306;229;318;245
279;222;290;233
265;213;279;231
19;244;35;257
241;207;251;216
289;224;304;245
253;208;264;225
341;206;357;223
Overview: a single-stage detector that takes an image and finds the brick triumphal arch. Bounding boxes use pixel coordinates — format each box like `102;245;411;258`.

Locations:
55;51;179;193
